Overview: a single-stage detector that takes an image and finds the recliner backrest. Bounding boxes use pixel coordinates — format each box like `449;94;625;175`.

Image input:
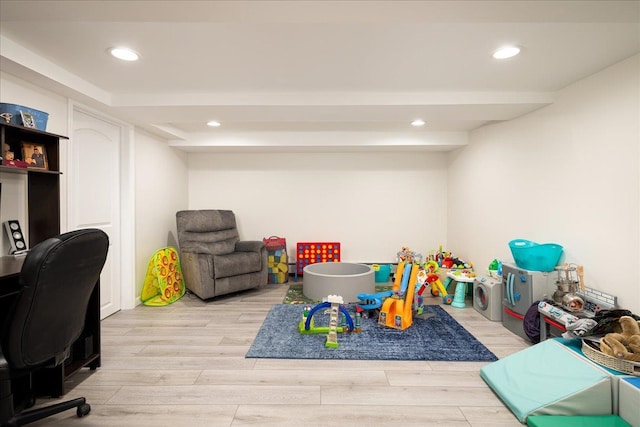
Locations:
176;210;240;255
1;229;109;370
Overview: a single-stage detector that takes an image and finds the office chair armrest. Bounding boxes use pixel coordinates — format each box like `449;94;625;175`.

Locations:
235;241;265;253
0;347;9;381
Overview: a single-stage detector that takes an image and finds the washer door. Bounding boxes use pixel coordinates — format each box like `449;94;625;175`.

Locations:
474;284;489;311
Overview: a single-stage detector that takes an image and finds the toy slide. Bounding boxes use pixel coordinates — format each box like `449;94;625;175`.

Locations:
392;261;406;291
356;261;406;310
378;263;419;330
398;261;412;293
141;247;185;306
356;290;394;310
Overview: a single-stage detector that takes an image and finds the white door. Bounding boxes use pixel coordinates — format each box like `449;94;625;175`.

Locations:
71;109;122;319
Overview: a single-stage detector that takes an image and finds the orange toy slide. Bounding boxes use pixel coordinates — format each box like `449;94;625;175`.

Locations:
378;262;419;330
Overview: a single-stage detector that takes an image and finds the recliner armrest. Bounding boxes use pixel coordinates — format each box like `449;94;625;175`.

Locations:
235;241;265;253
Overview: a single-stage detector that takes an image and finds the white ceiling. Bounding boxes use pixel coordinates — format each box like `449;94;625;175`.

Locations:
1;1;639;151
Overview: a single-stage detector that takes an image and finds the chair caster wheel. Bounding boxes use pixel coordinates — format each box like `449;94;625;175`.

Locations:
77;403;91;417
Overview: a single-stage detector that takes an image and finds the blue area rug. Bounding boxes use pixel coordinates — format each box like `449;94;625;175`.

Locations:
246;304;498;361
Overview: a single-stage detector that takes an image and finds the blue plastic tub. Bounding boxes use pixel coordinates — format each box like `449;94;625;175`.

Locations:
0;103;49;131
373;264;391;283
509;239;563;272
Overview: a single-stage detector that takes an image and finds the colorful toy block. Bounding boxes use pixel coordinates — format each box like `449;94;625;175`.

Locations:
267;249;288;284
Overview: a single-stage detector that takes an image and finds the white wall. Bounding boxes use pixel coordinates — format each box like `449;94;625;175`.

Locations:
188;151;448;263
448;54;640;313
0;72;69;136
134;130;189;301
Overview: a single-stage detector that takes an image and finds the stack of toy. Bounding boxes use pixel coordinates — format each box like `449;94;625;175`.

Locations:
427;245;473;270
268;251;288;284
396;246;423;264
425;246;473;292
263;236;289;284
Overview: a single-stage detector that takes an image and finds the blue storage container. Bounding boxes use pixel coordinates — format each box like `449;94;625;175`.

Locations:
0;103;49;131
509;239;563;272
373;264;391;283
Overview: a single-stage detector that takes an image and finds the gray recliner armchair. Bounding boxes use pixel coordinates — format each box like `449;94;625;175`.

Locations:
176;210;267;300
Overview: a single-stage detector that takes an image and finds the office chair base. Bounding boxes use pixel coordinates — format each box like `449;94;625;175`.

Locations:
1;397;90;426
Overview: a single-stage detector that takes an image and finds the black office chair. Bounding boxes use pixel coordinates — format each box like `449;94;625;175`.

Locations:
0;229;108;426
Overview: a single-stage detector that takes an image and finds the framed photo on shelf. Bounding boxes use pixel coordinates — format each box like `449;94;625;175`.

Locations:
20;111;36;128
21;142;48;170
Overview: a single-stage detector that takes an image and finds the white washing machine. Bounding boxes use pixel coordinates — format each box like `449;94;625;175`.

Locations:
473;276;502;321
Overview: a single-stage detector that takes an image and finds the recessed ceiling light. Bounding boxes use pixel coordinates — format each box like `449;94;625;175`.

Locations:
207;120;221;127
109;47;140;61
493;46;521;59
411;119;426;127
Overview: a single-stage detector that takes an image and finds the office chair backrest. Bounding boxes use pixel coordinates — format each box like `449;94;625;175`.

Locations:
1;229;109;370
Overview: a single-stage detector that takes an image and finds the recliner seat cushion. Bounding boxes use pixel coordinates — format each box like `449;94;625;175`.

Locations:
213;252;262;278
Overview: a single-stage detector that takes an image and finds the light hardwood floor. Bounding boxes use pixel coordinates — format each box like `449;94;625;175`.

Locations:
30;282;531;426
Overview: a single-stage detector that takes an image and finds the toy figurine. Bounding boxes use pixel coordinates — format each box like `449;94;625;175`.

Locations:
0;113;12;124
3;151;28;168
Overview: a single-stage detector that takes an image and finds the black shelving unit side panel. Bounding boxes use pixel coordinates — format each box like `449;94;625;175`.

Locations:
27;171;60;247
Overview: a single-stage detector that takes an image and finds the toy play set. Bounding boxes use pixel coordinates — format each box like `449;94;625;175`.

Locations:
139;234;636;424
478;239;640;426
377;261;420;330
296;243;478;349
298;295;357;348
288;240;639;425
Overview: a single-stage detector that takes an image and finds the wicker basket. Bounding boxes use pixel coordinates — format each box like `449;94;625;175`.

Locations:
581;339;640;376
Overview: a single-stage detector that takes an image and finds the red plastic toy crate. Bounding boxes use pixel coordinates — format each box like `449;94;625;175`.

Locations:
296;242;340;275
